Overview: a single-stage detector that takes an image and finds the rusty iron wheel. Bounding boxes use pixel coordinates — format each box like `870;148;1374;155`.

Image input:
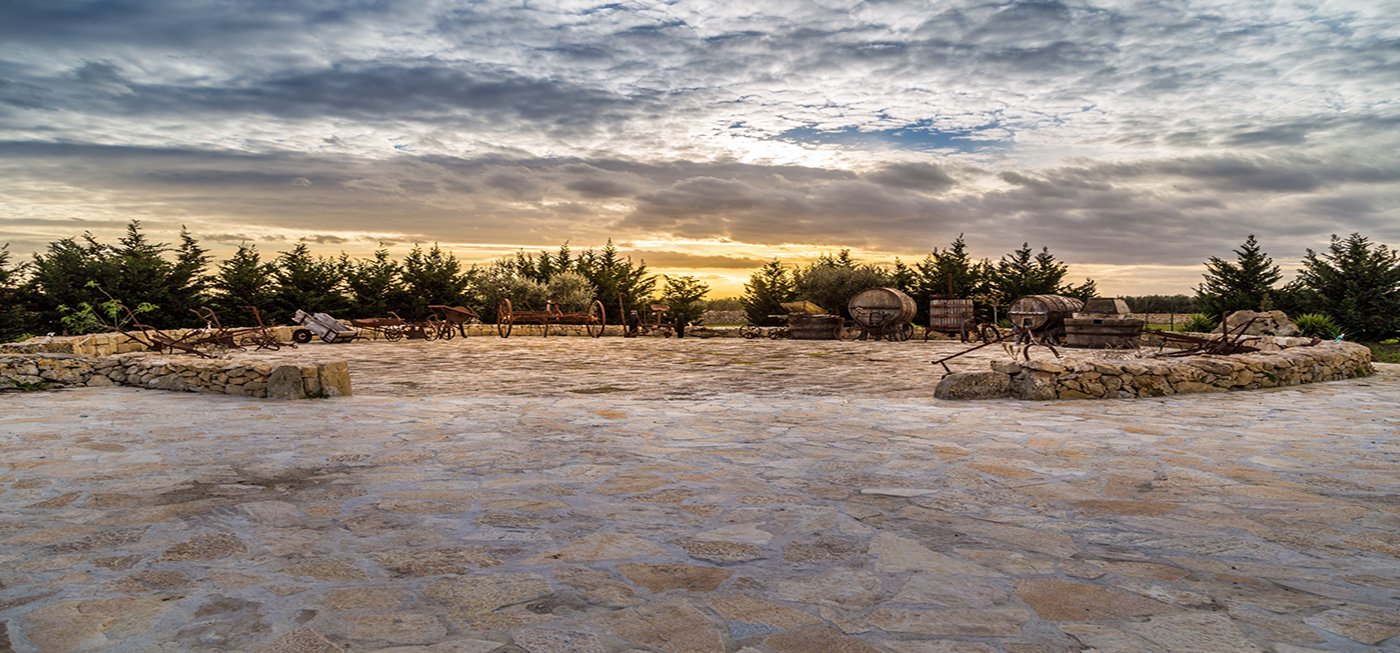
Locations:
979;323;1003;344
586;300;606;338
893;322;914;341
497;299;513;338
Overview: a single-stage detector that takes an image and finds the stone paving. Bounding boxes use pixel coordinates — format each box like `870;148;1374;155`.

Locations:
2;336;1399;652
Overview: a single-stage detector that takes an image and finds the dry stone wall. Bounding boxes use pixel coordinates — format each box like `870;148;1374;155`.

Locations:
1;353;351;399
936;338;1373;401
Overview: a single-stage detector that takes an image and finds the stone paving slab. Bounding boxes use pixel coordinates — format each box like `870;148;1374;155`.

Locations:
226;335;1144;399
1;338;1398;652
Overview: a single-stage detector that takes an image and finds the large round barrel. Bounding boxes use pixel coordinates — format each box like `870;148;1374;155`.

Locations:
1007;295;1084;332
1064;317;1145;349
787;314;842;340
848;287;917;329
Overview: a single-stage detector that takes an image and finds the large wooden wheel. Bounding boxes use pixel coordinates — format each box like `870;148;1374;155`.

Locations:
496;299;513;338
585;300;606;338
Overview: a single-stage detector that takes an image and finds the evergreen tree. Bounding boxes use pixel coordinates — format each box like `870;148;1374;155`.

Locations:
659;275;710;322
1196;235;1282;319
741;259;797;326
210;244;276;324
400;244;472;319
165;228;211;324
270;243;346;322
912;235;987;324
888;259;916;297
21;236;109;332
512;243;575;284
107;222;176;318
0;244;32;341
989;243;1095;314
1291;233;1400;341
577;240;656;317
344;247;406;317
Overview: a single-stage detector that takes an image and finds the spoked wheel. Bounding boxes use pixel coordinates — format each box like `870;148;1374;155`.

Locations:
838;321;863;341
585;300;606;338
959;319;978;343
436;320;455;340
496;299;513;338
384;326;405;342
739;325;761;339
978;323;1003;344
892;322;915;341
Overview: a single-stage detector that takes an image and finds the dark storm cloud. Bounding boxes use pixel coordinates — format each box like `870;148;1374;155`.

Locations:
6;60;653;135
864;163;957;192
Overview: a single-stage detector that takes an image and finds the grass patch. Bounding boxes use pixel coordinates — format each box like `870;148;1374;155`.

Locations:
567;386;633;394
7;379;52;392
1367;342;1400;364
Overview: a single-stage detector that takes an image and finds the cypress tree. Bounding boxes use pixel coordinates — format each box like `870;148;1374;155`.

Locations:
1196;235;1282;319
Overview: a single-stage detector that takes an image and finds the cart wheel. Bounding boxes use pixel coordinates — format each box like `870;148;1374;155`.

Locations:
437;321;455;340
959;319;977;343
383;326;404;342
584;300;606;337
979;323;1002;344
838;321;863;341
292;329;313;344
894;323;914;341
497;299;513;338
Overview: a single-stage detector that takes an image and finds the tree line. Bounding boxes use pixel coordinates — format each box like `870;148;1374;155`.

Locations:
2;223;1394;343
0;222;704;340
1192;233;1400;342
740;236;1099;327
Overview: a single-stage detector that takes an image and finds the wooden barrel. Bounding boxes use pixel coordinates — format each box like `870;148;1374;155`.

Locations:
848;287;917;329
787;314;842;340
928;298;974;332
1007;295;1084;332
1064;317;1145;349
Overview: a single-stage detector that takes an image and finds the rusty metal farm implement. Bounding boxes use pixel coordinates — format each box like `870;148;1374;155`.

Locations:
495;299;606;338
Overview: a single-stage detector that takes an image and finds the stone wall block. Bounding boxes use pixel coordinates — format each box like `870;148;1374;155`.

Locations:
266;365;307;400
318;361;352;397
934;371;1013;400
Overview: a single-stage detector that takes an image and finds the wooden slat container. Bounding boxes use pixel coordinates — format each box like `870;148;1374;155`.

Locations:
1064;317;1145;349
788;314;843;340
929;298;974;332
848;287;917;329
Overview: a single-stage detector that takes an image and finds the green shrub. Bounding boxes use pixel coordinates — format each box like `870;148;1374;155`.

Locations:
1181;313;1218;333
1292;313;1342;339
1368;342;1400;364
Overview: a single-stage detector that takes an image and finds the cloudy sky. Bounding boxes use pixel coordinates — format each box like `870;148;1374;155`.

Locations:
1;0;1396;295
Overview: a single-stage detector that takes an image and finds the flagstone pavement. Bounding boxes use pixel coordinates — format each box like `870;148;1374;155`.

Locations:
2;337;1399;652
